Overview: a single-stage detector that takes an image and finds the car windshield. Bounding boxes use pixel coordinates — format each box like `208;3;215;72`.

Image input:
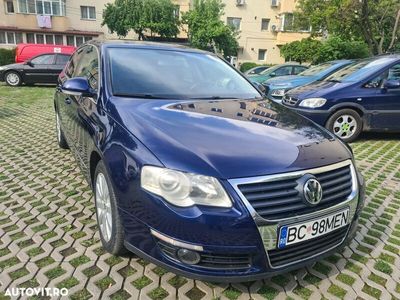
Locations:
298;62;335;76
108;48;260;99
324;58;391;83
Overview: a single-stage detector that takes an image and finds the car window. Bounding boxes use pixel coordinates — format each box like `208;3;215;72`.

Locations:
299;62;335;76
31;54;55;65
108;48;260;99
65;49;84;78
388;64;400;80
364;63;400;88
73;46;99;90
274;66;292;76
56;54;70;65
294;66;307;75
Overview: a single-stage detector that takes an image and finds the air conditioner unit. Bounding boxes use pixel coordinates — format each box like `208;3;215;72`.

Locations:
236;0;245;6
271;0;279;7
271;24;278;32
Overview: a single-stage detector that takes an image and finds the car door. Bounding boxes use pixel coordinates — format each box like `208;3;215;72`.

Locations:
361;63;400;130
62;45;99;173
25;54;56;83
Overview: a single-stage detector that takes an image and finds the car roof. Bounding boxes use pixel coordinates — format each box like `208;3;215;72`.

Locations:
86;39;212;55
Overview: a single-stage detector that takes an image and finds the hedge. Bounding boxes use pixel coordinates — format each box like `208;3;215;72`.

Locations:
0;48;16;66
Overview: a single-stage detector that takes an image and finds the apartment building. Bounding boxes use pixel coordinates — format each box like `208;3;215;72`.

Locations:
222;0;310;64
0;0;190;49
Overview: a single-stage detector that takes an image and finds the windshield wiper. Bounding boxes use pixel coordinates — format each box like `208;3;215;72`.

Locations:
325;79;341;83
114;93;175;99
188;96;241;100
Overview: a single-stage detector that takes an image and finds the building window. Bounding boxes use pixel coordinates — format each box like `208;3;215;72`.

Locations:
227;17;241;30
26;33;35;43
80;6;96;20
258;49;267;61
261;18;270;31
173;4;179;19
282;13;294;31
281;13;310;32
5;0;15;13
54;34;63;45
18;0;65;16
45;34;54;44
36;34;44;43
66;35;93;47
0;31;23;44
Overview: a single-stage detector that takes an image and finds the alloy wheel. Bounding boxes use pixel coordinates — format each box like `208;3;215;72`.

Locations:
333;114;357;139
95;173;113;242
6;73;20;86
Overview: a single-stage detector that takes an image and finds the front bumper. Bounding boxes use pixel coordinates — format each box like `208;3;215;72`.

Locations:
282;106;331;126
121;161;364;282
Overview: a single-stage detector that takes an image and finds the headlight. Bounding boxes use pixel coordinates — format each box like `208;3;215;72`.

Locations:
0;66;5;71
141;166;232;208
270;89;286;96
299;98;327;108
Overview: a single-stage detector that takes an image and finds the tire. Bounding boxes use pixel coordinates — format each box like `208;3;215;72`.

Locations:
55;112;69;149
326;109;362;143
94;161;127;255
5;71;22;86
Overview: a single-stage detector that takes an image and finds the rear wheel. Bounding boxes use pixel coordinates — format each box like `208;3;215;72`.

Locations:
94;161;127;255
5;71;22;86
326;109;362;143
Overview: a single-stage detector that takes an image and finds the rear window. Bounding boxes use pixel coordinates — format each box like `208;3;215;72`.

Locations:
108;47;260;99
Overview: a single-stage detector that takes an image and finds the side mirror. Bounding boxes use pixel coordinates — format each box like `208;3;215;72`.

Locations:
384;79;400;89
269;72;276;77
61;77;96;97
25;60;33;67
252;81;266;95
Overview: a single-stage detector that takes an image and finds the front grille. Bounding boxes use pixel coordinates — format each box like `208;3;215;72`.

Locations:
268;225;348;267
237;164;353;220
157;240;252;270
282;95;298;106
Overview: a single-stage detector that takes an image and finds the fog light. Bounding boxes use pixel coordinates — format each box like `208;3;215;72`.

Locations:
177;248;201;265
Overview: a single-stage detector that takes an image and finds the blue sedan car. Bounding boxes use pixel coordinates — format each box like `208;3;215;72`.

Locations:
55;41;364;281
283;55;400;142
263;60;353;102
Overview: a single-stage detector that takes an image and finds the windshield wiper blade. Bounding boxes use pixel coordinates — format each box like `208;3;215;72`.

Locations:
114;93;174;99
189;96;241;100
326;79;341;83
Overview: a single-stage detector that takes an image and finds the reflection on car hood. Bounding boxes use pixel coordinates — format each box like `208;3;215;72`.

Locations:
109;98;351;179
286;80;353;99
265;75;316;87
0;63;23;70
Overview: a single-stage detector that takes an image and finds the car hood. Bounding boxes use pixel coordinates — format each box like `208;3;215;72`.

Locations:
0;62;24;70
265;75;316;88
109;98;351;179
287;80;352;99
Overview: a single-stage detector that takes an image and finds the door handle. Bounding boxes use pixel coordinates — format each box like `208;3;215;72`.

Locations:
65;98;72;104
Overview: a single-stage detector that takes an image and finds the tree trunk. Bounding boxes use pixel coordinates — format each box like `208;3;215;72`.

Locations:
388;8;400;51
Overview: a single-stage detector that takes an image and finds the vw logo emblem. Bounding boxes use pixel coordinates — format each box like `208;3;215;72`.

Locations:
303;178;323;205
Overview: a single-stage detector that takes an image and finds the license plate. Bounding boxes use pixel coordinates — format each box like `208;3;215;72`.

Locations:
278;208;350;249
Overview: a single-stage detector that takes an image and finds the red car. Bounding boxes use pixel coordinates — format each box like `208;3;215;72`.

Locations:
15;43;75;63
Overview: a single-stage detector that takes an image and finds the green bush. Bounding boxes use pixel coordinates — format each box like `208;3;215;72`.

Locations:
0;48;16;66
281;36;370;64
240;62;258;72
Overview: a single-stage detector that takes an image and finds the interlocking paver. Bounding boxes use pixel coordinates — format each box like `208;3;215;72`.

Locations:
0;84;399;299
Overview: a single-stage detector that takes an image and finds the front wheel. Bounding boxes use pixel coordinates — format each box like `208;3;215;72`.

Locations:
5;71;22;86
326;109;362;143
94;161;127;255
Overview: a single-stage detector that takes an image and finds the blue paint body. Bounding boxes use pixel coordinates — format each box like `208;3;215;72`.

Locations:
54;41;364;281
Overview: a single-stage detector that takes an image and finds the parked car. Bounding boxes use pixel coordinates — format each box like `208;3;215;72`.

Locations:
244;65;270;75
282;55;400;142
0;53;71;86
247;63;308;83
263;60;353;103
15;43;75;63
55;41;364;281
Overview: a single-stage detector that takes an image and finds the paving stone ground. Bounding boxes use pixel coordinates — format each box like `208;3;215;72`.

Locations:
0;84;399;300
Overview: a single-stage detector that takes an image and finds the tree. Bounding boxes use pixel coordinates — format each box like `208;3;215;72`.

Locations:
294;0;400;55
280;36;369;64
181;0;239;57
102;0;179;40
